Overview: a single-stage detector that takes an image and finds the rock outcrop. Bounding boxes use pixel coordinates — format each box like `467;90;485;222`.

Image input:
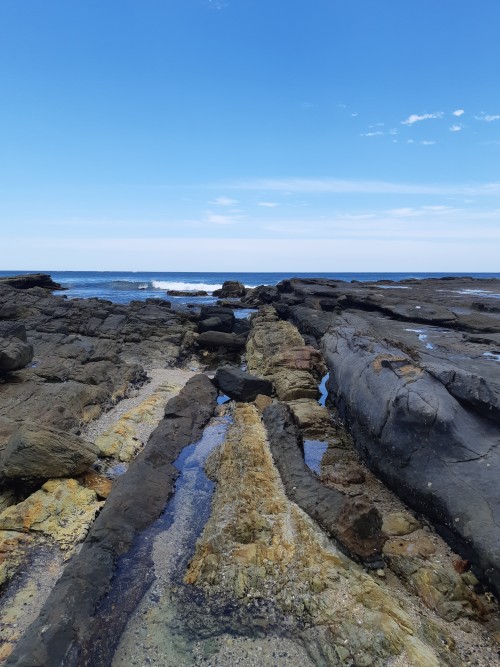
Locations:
5;374;217;667
185;403;463;667
0;323;33;373
259;276;500;599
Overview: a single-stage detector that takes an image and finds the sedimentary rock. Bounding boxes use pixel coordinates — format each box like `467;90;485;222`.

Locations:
185;403;458;667
321;312;500;597
196;331;246;350
5;374;217;667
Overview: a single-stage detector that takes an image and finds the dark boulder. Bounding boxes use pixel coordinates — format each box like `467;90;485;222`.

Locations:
198;315;234;334
0;322;33;372
0;422;98;479
196;331;246;350
214;366;273;402
212;280;247;298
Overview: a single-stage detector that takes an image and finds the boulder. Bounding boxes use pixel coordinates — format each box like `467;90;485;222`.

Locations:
0;322;33;373
1;423;98;479
214;366;273;402
198;315;234;334
212;280;247;298
196;331;246;350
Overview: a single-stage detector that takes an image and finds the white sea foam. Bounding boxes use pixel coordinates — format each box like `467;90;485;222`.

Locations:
151;281;222;292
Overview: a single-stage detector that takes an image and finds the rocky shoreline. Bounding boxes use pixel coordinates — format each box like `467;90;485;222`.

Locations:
0;274;499;665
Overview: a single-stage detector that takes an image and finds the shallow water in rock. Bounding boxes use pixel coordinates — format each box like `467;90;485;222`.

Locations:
303;440;329;474
81;415;313;667
318;373;329;407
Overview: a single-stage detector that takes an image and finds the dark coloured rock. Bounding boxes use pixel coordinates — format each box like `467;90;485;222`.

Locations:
214;365;273;402
242;284;279;306
0;322;33;372
262;402;385;567
167;290;208;296
0;422;98;479
0;273;64;290
212;280;247;298
196;331;246;350
321;314;500;597
232;318;251;336
5;374;217;667
198;315;234;334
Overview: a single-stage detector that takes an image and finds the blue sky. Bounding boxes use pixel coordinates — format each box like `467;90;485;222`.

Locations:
1;0;499;271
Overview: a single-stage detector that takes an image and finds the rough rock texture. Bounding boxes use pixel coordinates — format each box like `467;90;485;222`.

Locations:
0;274;64;291
0;322;33;373
0;479;102;549
322;313;500;597
185;403;461;667
263;276;500;599
262;402;384;567
5;374;217;667
196;331;246;350
212;280;247;298
0;282;197;456
1;423;98;479
246;306;333;437
214;365;273;402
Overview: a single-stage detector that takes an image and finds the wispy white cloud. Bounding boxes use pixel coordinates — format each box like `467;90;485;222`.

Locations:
300;102;317;109
475;113;500;122
361;131;384;137
452;109;465;117
224;177;500;196
421;140;436;145
401;112;444;125
258;201;279;208
209;196;239;206
351;112;359;117
450;124;463;132
204;210;243;225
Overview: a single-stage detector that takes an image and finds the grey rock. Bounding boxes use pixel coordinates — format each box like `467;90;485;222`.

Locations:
1;422;98;479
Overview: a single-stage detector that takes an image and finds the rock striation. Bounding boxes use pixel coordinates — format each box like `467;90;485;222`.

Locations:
250;276;500;599
5;374;217;667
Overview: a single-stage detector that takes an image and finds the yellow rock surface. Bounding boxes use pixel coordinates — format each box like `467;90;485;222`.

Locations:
94;383;181;461
0;479;102;549
185;404;451;667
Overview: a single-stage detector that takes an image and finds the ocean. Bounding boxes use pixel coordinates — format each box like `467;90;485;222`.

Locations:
1;270;499;306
